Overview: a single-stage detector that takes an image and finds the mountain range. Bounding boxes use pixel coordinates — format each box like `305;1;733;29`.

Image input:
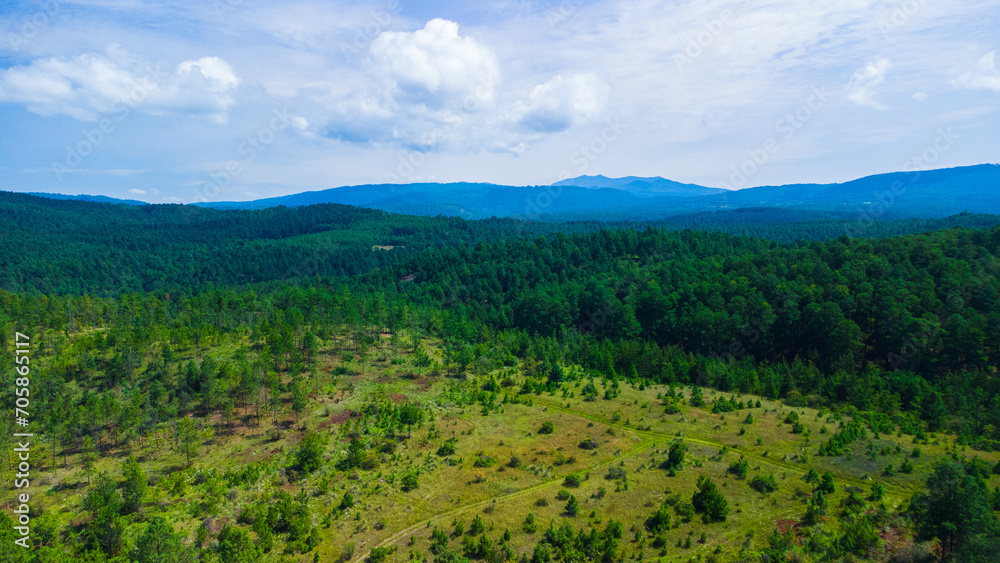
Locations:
20;164;1000;222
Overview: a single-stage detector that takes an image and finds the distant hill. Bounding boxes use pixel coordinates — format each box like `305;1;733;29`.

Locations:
21;164;999;222
692;164;1000;216
196;182;647;220
192;165;1000;221
26;192;146;206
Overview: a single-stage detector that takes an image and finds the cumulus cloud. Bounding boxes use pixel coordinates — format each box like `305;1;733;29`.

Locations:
371;18;499;110
127;188;147;194
846;57;891;109
325;19;608;153
953;51;1000;92
513;74;609;133
0;46;240;123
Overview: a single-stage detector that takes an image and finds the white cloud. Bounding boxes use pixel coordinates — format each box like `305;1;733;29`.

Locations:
325;19;608;153
0;46;240;123
912;91;927;101
2;0;998;193
512;74;609;133
953;51;1000;92
128;188;146;194
846;58;891;109
371;18;500;110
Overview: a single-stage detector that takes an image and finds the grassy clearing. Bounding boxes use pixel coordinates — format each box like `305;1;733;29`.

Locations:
4;333;998;563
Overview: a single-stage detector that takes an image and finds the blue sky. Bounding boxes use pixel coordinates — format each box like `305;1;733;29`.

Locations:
1;0;998;204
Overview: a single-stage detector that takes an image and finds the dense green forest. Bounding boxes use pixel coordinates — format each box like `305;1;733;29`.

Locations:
1;195;999;563
370;225;1000;443
2;191;998;295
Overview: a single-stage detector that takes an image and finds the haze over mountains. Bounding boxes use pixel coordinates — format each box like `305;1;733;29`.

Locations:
20;164;1000;222
549;175;728;197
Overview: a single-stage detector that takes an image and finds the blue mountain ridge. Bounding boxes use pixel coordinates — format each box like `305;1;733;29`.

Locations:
22;164;1000;222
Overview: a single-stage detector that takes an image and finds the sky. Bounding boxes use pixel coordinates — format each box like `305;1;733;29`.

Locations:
0;0;998;204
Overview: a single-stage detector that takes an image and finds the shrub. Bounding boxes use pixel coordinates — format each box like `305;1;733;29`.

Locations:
366;546;394;563
469;514;485;536
660;441;687;472
436;440;456;457
338;543;355;563
692;476;729;523
689;387;706;408
523;513;537;533
816;471;835;495
605;466;627;480
338;492;355;511
869;482;885;501
538;422;554;434
563;473;582;488
294;432;326;475
578;438;599;450
674;501;695;522
749;474;779;494
727;457;749;479
401;472;418;492
645;502;671;533
473;453;496;468
565;495;579;516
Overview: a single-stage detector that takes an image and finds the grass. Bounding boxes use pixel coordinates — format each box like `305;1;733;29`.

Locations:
3;331;998;563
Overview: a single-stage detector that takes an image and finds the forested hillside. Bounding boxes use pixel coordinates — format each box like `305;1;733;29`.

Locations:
0;192;607;295
368;225;1000;443
3;191;999;295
